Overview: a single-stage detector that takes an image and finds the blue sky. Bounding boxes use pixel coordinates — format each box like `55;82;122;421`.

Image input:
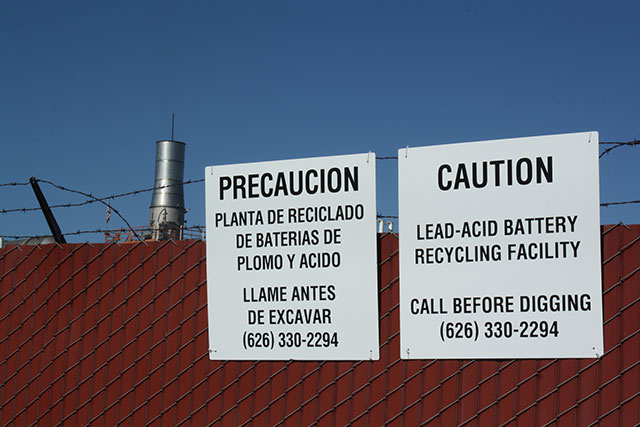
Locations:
1;1;639;242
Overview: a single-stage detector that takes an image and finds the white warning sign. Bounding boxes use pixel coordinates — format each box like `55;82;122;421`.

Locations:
398;132;603;359
205;153;379;360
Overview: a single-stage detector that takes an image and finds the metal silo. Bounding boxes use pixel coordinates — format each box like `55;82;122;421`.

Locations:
149;140;186;240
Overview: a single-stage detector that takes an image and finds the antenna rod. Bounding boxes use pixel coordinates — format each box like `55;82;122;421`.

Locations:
29;177;67;243
171;110;175;141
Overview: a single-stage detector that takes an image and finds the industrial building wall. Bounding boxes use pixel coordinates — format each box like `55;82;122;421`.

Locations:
0;226;638;426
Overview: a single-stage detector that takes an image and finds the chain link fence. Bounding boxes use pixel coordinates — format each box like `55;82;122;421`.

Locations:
0;226;638;425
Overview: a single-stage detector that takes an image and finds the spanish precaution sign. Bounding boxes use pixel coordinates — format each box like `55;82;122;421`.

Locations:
205;153;379;360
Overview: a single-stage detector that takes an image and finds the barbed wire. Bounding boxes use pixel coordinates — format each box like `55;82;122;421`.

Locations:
0;178;205;214
35;178;144;241
1;139;639;228
0;181;30;187
0;225;207;240
601;200;640;208
599;140;640;158
0;139;635;188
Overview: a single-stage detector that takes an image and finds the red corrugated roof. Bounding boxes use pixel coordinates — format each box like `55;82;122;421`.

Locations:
0;226;638;426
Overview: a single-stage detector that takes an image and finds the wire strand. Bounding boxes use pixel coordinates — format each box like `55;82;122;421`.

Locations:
599;140;640;158
1;138;639;221
36;178;143;242
0;225;206;240
1;178;205;214
601;200;640;207
0;181;30;187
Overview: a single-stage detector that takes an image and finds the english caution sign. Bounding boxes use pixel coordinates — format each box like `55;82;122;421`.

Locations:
398;132;603;359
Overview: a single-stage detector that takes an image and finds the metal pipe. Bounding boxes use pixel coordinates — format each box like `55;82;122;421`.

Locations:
149;140;186;239
29;177;66;244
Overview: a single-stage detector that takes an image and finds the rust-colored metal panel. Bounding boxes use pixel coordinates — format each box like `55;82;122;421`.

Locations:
1;228;640;425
